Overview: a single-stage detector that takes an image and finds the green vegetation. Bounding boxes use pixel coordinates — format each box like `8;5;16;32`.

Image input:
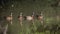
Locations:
0;0;60;34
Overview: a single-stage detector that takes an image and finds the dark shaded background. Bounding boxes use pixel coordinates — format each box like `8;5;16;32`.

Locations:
0;0;60;34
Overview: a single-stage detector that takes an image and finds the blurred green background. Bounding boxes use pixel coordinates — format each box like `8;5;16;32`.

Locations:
0;0;60;34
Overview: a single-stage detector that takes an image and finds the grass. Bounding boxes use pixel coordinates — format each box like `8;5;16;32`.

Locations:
7;17;60;34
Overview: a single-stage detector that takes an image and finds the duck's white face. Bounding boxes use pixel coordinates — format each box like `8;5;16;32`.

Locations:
18;16;23;21
6;16;12;21
26;16;33;21
39;16;43;19
37;16;43;20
